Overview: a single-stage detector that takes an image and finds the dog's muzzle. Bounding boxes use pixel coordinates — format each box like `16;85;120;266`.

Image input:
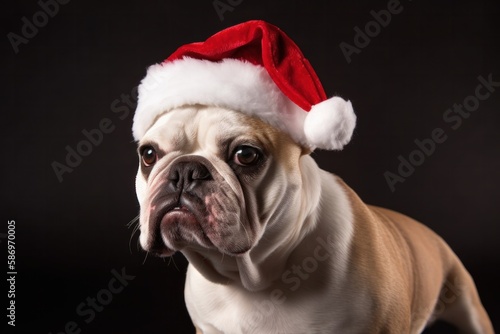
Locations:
144;156;251;256
146;157;215;255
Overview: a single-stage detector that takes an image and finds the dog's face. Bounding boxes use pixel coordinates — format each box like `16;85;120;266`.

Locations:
135;105;305;258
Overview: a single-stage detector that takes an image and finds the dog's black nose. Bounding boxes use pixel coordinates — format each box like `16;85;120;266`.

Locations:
167;161;212;191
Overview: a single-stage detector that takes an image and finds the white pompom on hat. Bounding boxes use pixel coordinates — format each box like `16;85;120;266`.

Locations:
133;20;356;150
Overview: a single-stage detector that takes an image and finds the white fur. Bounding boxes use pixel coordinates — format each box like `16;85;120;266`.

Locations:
185;160;358;333
133;57;356;150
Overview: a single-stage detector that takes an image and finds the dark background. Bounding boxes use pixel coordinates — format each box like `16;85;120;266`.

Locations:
2;0;499;333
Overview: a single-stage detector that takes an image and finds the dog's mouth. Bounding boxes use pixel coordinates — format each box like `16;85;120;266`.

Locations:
145;194;215;256
162;205;196;225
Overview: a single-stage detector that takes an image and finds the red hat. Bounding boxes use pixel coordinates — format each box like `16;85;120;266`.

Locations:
133;20;356;150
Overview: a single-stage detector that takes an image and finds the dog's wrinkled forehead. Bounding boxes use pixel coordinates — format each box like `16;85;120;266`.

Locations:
140;105;289;154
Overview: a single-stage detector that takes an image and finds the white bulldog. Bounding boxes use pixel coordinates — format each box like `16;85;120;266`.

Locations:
134;105;494;334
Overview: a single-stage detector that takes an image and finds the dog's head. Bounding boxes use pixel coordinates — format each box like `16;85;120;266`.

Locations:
135;105;309;259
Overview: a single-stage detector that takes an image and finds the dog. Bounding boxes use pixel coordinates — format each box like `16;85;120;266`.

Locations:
134;104;494;333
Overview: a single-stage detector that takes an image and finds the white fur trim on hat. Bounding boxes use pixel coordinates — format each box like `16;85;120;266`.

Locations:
133;57;356;150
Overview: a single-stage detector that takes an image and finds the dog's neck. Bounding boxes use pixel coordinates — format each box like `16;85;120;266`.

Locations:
182;156;353;291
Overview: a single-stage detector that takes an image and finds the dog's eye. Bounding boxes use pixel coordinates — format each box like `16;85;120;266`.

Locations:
141;146;158;167
233;146;260;166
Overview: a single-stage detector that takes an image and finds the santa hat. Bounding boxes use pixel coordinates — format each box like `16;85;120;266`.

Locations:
133;20;356;150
